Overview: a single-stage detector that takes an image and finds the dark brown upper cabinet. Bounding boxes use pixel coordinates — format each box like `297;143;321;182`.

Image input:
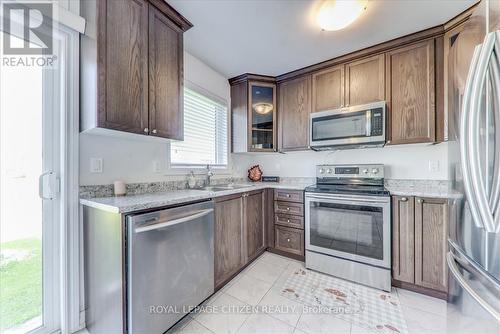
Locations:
312;65;344;112
344;53;386;107
229;74;277;153
80;0;192;139
148;4;184;140
386;39;436;145
278;75;312;152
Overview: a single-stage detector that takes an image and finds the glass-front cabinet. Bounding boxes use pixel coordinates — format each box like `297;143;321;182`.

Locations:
249;82;276;151
229;74;277;153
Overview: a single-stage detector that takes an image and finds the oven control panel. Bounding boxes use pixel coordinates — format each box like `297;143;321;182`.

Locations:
316;164;384;179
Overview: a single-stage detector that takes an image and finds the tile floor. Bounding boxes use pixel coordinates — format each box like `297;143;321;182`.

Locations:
168;252;448;334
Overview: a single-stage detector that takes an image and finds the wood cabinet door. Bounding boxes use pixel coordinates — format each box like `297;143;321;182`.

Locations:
414;197;448;292
148;4;184;140
245;190;266;261
214;195;244;288
248;81;277;152
99;0;149;134
386;39;436;144
312;65;344;112
278;75;312;151
344;54;385;106
392;196;415;283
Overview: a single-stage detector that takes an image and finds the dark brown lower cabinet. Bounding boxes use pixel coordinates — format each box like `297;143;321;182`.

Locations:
414;197;448;292
246;190;266;261
270;190;305;260
392;196;415;283
214;194;244;288
275;225;304;256
391;195;449;297
214;190;266;289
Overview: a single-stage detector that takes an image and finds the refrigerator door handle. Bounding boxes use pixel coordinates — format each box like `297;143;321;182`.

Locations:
448;239;500;287
464;31;500;233
447;252;500;322
488;44;500;231
460;44;485;230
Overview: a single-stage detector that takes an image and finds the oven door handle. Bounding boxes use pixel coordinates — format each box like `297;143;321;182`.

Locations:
305;193;389;204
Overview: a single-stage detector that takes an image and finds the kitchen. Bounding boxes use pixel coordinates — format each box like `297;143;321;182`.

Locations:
0;1;498;334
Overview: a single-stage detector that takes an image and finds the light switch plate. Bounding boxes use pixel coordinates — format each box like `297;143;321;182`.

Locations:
153;160;161;173
90;158;103;173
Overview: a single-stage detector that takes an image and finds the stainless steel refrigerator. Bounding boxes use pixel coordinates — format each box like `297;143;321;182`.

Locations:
447;0;500;333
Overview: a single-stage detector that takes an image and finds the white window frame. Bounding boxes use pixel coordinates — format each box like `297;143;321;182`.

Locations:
168;81;231;174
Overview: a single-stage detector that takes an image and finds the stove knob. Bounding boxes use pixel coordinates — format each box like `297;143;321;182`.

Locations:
372;168;379;174
362;169;369;174
326;168;332;174
319;168;324;174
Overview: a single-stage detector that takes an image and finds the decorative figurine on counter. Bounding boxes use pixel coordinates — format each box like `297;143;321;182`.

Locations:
247;165;263;182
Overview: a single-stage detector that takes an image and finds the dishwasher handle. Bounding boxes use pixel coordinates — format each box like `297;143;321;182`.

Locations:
134;208;214;233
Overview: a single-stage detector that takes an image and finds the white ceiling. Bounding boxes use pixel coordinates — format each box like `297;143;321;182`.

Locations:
169;0;477;78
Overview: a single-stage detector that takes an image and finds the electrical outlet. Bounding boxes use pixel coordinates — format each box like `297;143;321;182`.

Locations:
428;160;440;172
90;158;103;173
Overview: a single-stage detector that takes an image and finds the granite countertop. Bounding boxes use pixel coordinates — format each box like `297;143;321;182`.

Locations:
80;179;463;214
80;181;312;214
384;179;462;199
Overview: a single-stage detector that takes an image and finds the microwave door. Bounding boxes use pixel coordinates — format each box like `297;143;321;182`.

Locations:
311;110;369;146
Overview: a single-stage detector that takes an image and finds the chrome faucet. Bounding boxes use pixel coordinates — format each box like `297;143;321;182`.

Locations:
205;164;214;186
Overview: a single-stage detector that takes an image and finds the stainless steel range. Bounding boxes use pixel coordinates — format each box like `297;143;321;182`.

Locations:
304;164;391;291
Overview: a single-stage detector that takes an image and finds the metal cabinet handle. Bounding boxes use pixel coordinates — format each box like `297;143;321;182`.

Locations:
152;129;157;134
417;198;423;204
286;207;290;211
286;238;291;243
143;127;149;133
287;219;291;223
400;197;407;202
286;194;291;198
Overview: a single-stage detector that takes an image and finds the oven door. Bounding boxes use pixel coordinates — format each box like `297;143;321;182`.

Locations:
305;193;391;269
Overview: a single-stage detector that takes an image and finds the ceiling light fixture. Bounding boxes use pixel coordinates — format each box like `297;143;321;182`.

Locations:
316;0;368;31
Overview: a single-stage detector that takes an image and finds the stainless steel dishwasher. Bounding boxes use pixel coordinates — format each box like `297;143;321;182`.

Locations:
127;200;214;334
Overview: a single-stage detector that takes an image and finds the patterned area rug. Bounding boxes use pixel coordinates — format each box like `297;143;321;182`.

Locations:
280;267;409;334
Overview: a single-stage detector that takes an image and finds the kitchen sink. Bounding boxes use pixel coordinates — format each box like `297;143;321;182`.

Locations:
200;184;252;192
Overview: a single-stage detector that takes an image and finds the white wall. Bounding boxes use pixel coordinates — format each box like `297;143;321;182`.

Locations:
232;142;450;180
79;52;231;185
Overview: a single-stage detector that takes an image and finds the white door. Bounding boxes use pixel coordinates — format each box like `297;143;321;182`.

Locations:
0;29;65;334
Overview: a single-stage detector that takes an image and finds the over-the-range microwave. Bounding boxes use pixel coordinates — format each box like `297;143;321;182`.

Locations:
309;101;386;150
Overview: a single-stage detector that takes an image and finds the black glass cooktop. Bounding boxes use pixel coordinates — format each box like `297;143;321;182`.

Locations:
305;184;390;196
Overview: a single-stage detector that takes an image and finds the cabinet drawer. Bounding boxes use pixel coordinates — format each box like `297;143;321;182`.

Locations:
274;189;304;203
275;214;304;229
274;201;304;216
275;226;304;256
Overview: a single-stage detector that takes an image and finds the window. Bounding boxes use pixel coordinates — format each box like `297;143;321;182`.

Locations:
170;87;228;167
